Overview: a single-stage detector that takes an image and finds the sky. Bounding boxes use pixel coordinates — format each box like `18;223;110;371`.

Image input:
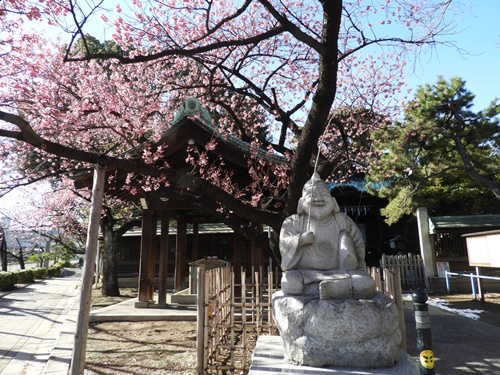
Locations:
403;1;500;110
1;0;499;211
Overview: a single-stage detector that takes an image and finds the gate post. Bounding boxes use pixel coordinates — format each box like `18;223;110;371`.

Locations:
416;207;435;290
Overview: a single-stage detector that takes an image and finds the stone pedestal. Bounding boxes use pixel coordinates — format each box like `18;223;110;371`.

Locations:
249;336;418;375
273;291;401;368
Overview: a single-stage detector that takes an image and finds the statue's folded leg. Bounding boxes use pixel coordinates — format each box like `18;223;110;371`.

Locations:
319;274;352;300
349;271;376;299
318;271;376;300
281;270;304;295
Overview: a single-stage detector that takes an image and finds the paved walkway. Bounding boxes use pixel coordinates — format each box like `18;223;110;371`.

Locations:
0;270;81;375
0;270;197;375
404;297;500;375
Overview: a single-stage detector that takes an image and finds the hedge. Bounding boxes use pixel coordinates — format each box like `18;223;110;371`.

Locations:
32;267;48;279
16;269;36;284
0;264;67;291
0;272;17;291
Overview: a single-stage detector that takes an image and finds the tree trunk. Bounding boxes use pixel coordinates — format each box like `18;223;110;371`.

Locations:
19;248;25;270
100;219;120;296
1;246;7;272
0;224;6;271
1;248;7;271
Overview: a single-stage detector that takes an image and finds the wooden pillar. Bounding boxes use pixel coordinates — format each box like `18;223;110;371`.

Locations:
158;212;170;306
251;240;261;270
192;222;200;261
148;212;158;301
251;224;262;270
233;232;242;298
70;165;105;375
245;238;252;271
138;209;156;303
233;231;242;272
174;217;187;292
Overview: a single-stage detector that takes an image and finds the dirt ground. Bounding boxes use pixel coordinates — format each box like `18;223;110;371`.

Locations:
84;289;500;375
85;289;197;375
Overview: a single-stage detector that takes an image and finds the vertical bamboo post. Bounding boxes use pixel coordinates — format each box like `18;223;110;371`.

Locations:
230;268;235;370
268;271;273;329
394;267;407;351
70;165;106;375
241;269;247;368
255;271;261;336
204;269;210;372
196;267;206;375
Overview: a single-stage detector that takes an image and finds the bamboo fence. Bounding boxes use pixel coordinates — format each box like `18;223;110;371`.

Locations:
198;266;279;374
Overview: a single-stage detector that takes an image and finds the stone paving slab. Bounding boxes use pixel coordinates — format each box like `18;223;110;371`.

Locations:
0;272;81;375
0;271;197;375
249;336;419;375
89;297;197;322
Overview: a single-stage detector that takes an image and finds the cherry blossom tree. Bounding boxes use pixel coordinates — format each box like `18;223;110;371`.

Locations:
0;183;84;274
1;0;462;259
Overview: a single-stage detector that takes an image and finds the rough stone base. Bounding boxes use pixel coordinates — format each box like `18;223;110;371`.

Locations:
273;291;401;368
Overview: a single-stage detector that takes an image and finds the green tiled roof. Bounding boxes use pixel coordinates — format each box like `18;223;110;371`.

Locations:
329;179;390;193
429;215;500;234
168;98;287;165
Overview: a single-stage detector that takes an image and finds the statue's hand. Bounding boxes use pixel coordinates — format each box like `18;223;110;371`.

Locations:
298;231;315;247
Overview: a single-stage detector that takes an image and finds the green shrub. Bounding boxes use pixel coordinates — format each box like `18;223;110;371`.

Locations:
47;265;61;277
0;272;17;291
57;260;72;268
32;267;48;279
16;269;35;284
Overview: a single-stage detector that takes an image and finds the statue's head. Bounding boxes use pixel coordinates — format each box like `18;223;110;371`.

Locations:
297;173;340;219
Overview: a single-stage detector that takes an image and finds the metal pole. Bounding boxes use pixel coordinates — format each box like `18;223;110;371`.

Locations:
470;273;476;300
412;288;435;375
476;267;484;302
445;271;450;293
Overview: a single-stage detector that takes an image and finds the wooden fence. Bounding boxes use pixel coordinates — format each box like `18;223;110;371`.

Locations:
380;253;425;290
198;266;404;374
379;266;406;352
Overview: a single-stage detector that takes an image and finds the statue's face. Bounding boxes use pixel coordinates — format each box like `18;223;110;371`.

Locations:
302;185;334;220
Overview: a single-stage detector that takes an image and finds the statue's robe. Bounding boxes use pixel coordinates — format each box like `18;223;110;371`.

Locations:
280;212;366;285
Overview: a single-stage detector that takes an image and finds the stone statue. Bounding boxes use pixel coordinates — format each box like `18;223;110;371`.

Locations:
272;173;402;369
280;173;375;299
